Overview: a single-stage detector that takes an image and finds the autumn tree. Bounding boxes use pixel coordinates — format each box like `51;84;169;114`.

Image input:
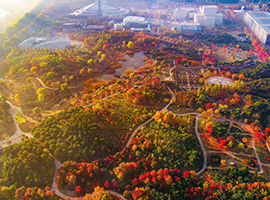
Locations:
127;41;134;49
15;94;20;102
33;107;41;115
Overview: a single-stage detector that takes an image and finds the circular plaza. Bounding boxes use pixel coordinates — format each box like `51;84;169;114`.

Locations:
207;76;234;86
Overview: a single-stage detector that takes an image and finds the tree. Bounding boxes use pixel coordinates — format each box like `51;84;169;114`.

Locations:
199;78;205;84
47;71;55;79
88;68;93;74
84;186;112;200
36;88;47;96
239;74;245;80
33;107;41;115
232;74;237;79
219;104;229;115
38;94;45;103
127;41;134;49
61;83;68;92
226;71;231;77
15;94;20;102
87;59;94;66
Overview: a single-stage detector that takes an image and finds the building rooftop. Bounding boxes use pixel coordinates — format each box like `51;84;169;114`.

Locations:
63;23;81;26
246;12;270;33
196;14;205;18
18;37;70;50
248;12;270;19
84;25;105;30
124;16;146;22
176;7;194;11
180;22;200;25
261;26;270;33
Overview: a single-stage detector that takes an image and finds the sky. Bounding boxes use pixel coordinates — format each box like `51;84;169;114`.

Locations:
0;0;41;19
0;0;41;12
0;8;8;18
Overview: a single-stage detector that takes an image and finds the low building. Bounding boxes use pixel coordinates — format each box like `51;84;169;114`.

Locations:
18;37;70;50
242;12;270;44
114;23;124;30
123;16;149;28
63;23;82;32
173;23;201;31
130;27;152;33
84;25;105;31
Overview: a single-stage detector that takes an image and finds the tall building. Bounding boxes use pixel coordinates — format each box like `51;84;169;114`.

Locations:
243;12;270;44
72;0;129;17
174;7;195;20
194;6;223;27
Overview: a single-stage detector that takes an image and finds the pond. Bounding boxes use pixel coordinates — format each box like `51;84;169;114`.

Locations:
208;76;234;86
98;51;146;81
116;51;146;76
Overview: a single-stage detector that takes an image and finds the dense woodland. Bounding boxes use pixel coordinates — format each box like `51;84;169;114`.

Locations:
0;139;54;188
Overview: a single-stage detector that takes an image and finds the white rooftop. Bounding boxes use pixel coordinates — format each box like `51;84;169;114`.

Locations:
124;16;146;22
18;37;70;50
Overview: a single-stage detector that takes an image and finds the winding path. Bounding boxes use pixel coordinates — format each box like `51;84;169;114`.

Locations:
4;63;269;199
0;101;33;148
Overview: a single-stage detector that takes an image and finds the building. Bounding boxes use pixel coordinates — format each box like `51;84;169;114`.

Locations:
83;25;105;31
123;16;149;28
130;27;152;33
71;0;129;17
173;23;201;31
63;23;82;32
243;12;270;44
114;16;150;31
114;23;124;30
174;7;195;20
18;37;70;50
194;5;223;27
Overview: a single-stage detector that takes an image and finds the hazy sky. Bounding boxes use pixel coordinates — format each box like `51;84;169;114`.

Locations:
0;8;8;18
0;0;41;12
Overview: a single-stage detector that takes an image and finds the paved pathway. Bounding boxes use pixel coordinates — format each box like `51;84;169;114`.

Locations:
0;102;33;148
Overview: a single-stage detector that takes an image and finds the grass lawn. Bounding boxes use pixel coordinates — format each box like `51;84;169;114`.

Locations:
255;144;270;164
216;47;236;63
233;155;260;172
206;152;232;167
232;123;248;133
230;125;245;133
261;166;270;179
168;105;196;114
19;121;35;133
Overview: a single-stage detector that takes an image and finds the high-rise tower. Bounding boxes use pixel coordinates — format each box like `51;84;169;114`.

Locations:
97;0;102;16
